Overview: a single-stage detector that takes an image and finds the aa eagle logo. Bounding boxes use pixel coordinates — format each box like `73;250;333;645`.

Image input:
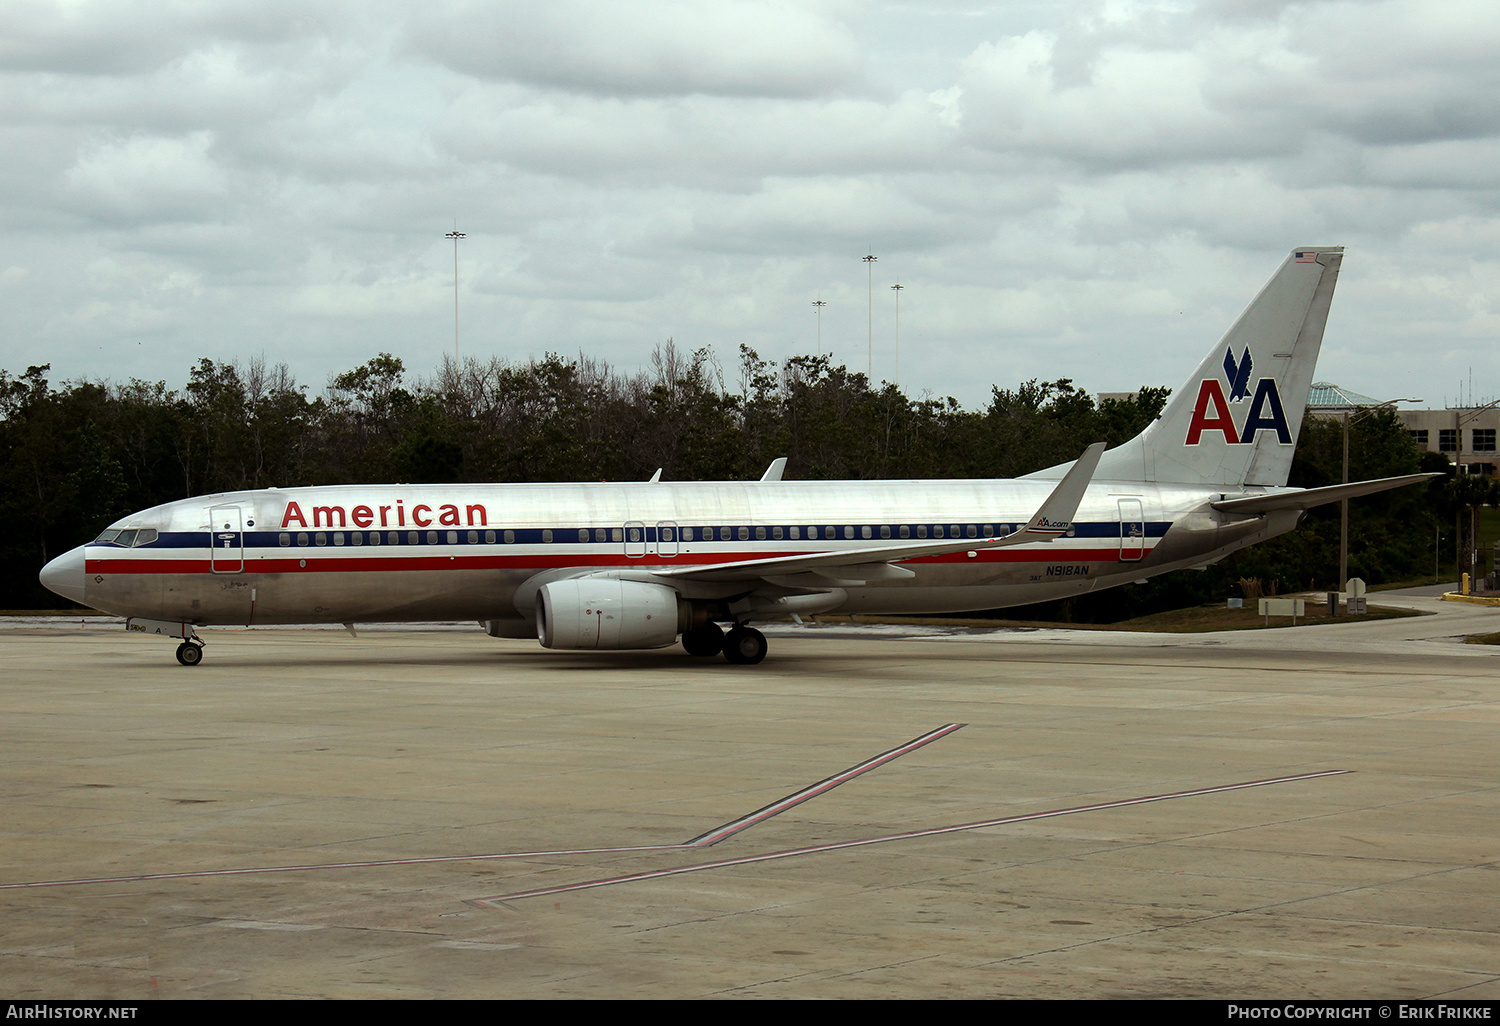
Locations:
1185;347;1292;446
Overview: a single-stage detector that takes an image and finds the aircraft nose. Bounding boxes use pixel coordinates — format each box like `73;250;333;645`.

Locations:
40;545;88;606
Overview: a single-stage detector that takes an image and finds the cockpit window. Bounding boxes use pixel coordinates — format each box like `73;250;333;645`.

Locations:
95;528;159;546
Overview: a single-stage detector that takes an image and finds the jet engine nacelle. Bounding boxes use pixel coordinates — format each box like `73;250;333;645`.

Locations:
536;578;684;650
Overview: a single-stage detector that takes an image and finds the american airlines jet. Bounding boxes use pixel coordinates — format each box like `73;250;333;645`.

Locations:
40;248;1430;666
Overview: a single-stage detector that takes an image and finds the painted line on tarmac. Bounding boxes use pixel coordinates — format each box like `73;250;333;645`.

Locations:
469;770;1352;905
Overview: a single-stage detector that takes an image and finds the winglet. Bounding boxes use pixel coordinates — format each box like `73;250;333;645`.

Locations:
1018;442;1105;540
648;468;662;483
759;457;787;482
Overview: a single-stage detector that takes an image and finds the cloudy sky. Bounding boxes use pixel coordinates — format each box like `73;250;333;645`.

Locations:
3;0;1499;410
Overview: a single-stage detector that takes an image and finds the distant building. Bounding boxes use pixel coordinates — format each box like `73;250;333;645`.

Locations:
1306;381;1498;476
1306;382;1383;412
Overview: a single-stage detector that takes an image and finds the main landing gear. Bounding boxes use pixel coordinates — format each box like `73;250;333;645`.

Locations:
681;623;724;657
722;625;768;665
680;622;768;664
175;640;204;666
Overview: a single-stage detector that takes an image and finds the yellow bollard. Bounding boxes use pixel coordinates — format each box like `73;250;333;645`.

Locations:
1462;573;1470;596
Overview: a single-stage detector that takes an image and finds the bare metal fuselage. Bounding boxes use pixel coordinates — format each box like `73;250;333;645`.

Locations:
74;478;1295;628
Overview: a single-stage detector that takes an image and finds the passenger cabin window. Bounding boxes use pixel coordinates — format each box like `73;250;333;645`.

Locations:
298;532;310;546
504;530;515;543
351;532;363;546
543;529;553;543
279;533;290;546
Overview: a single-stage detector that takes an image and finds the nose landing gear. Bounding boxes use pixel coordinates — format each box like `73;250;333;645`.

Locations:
175;640;204;666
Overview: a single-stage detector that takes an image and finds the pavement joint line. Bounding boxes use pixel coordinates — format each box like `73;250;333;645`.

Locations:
683;721;966;847
0;723;966;893
468;769;1352;906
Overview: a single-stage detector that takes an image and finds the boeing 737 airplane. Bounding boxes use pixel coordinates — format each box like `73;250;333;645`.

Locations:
40;247;1432;665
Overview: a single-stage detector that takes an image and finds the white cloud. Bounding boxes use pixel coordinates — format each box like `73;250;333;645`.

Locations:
405;0;864;98
1;0;1498;411
64;131;231;222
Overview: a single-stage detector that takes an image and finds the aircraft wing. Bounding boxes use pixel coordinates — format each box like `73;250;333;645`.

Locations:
652;443;1106;585
1210;473;1440;515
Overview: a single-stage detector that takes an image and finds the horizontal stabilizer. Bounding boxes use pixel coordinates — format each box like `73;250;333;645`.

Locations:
1211;473;1440;515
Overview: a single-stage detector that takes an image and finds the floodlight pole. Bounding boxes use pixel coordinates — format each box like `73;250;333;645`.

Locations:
890;283;903;387
862;251;877;379
446;228;466;363
812;298;827;355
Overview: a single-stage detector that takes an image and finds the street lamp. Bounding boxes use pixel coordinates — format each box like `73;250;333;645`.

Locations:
812;298;827;356
1341;397;1420;594
446;228;466;363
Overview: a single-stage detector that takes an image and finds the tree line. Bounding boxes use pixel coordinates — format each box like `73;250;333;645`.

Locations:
0;342;1482;617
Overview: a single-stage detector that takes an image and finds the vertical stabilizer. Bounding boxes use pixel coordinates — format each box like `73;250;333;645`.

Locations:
1044;248;1343;488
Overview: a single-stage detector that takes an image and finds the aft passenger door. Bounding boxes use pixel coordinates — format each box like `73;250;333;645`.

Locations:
209;504;244;573
1117;498;1144;563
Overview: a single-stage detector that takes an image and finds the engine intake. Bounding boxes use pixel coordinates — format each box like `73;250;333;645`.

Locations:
536;578;684;650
